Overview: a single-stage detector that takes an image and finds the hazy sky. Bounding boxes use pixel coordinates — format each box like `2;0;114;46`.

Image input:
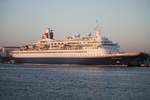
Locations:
0;0;150;53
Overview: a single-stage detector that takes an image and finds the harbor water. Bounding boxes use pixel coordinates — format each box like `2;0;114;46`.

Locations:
0;64;150;100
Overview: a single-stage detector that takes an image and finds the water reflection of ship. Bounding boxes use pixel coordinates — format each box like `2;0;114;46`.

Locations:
11;23;150;66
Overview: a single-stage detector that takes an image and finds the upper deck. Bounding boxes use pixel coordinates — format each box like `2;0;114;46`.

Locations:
12;24;120;54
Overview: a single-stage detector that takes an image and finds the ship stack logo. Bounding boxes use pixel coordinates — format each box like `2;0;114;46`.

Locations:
42;28;49;39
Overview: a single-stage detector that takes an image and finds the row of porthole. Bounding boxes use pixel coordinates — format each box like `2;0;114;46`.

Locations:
49;42;64;46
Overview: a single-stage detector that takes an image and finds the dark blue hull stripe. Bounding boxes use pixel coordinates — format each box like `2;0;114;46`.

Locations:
13;55;146;65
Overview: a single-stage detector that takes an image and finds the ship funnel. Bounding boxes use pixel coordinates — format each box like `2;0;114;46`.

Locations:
42;28;49;39
42;28;54;39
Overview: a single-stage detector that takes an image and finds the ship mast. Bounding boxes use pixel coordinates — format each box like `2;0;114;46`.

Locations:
95;20;102;42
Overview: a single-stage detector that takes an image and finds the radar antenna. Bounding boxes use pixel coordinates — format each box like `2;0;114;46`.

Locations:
95;20;102;42
96;20;99;25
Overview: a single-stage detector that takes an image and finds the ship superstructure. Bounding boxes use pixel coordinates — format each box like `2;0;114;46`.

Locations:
11;24;149;66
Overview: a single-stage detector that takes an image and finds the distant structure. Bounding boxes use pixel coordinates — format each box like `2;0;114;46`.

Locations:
0;46;20;63
0;46;20;57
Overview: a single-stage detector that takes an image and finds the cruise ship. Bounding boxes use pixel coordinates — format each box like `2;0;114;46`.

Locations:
11;24;149;66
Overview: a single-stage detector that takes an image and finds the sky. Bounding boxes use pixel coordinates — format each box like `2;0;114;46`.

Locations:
0;0;150;53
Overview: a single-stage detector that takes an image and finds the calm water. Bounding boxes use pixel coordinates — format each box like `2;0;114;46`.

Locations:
0;64;150;100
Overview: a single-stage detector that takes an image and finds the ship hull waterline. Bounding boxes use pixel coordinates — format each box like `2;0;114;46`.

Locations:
12;54;147;66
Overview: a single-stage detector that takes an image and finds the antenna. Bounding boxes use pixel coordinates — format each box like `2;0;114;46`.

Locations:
50;29;54;32
95;20;102;42
95;20;101;32
96;20;99;24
